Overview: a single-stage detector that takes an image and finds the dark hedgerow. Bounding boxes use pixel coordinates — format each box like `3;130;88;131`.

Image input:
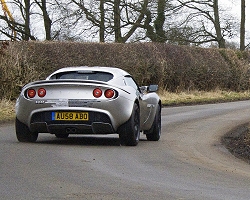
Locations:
0;41;250;100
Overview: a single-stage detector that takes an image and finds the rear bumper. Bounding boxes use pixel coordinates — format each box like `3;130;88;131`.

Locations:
29;111;115;134
30;122;114;134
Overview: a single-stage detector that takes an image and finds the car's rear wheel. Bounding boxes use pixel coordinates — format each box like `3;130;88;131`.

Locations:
145;104;161;141
15;118;38;142
55;133;69;138
118;103;140;146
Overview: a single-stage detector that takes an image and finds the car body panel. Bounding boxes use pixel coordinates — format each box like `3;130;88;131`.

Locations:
16;66;161;136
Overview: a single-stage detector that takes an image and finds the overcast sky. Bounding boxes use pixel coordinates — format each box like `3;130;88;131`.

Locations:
224;0;249;41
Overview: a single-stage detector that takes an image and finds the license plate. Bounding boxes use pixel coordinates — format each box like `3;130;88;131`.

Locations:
52;112;89;121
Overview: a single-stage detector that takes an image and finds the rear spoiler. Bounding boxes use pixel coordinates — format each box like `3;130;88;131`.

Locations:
22;79;130;94
23;79;109;88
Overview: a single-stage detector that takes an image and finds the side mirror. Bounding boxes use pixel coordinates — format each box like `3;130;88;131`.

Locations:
148;85;158;93
139;86;148;93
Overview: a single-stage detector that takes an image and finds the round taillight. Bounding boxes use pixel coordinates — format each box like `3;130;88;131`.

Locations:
104;89;115;98
93;88;102;98
27;89;36;98
38;88;46;97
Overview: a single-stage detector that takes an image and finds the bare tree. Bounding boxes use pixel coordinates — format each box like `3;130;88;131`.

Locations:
176;0;238;48
71;0;104;41
0;0;242;45
0;0;69;41
118;0;149;43
0;0;36;40
71;0;149;43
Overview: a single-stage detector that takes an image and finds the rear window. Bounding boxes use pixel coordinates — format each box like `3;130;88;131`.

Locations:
50;71;113;82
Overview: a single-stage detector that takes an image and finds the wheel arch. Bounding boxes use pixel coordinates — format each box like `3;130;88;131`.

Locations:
158;99;162;108
135;98;140;109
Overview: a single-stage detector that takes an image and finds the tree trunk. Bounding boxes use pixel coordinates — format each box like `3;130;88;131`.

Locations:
41;0;52;40
240;0;245;51
100;0;105;42
23;0;31;40
144;0;167;42
154;0;166;42
113;0;122;42
213;0;225;48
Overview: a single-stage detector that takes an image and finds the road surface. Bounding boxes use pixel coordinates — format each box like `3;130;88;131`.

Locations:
1;101;250;200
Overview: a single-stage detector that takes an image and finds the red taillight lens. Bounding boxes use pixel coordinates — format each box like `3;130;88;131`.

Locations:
38;88;46;97
27;89;36;98
104;89;115;98
93;88;102;98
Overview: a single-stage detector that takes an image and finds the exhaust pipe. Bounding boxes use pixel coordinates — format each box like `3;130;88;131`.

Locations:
66;127;77;134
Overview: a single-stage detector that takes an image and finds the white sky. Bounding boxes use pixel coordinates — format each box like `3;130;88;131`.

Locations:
222;0;250;43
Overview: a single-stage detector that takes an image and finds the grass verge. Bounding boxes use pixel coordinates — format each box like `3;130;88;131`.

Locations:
0;99;15;123
1;90;250;123
159;90;250;106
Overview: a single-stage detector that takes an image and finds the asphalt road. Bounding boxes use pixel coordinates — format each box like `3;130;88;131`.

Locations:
1;101;250;200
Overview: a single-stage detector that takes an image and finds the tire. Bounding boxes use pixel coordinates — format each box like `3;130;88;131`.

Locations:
145;104;161;141
55;133;69;138
118;103;140;146
15;118;38;142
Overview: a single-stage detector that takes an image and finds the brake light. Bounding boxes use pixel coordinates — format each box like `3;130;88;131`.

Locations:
27;89;36;98
93;88;102;98
104;89;115;98
38;88;46;97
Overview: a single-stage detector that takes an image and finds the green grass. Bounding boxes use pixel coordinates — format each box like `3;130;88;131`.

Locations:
1;90;250;123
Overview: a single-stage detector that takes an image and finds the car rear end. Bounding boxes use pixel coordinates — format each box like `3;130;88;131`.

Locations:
15;80;135;135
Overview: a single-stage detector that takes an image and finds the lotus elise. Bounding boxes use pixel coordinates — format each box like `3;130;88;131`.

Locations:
15;66;161;146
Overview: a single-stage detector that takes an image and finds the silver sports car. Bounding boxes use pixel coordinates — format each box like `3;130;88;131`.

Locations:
15;66;161;146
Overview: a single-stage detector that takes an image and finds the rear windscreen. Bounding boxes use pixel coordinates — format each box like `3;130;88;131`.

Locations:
50;71;113;82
